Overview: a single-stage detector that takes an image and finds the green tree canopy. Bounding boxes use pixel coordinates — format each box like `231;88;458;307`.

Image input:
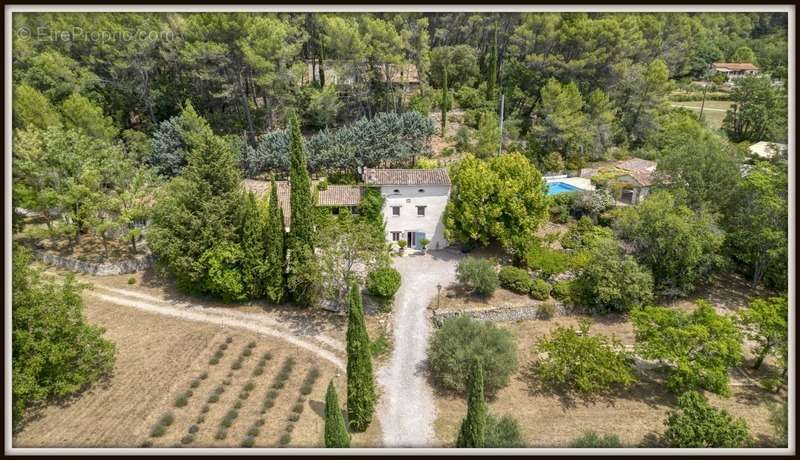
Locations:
663;391;750;447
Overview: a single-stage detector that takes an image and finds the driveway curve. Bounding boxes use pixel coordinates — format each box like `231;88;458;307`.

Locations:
376;250;461;447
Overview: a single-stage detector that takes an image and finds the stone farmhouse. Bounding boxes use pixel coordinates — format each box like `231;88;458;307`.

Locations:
241;167;450;250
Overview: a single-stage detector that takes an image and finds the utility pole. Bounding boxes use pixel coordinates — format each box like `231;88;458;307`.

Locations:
498;93;505;156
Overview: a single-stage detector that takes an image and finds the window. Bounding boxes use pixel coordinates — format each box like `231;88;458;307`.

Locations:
393;189;400;194
418;189;425;193
391;231;402;242
392;206;401;216
417;206;426;216
331;207;340;215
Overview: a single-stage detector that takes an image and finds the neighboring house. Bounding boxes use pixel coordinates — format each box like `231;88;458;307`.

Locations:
710;62;760;83
304;61;420;88
614;158;656;205
748;141;787;160
363;168;450;250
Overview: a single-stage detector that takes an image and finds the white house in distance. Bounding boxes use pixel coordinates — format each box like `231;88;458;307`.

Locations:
748;141;788;160
363;168;451;251
710;62;760;83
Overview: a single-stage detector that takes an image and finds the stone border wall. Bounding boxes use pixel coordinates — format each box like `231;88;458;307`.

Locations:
431;304;548;325
31;250;154;276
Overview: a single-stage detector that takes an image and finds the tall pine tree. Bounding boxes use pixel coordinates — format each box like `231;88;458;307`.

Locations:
441;64;449;137
324;380;351;448
285;113;320;307
239;191;265;299
456;361;487;448
346;281;375;432
263;180;286;304
486;24;498;101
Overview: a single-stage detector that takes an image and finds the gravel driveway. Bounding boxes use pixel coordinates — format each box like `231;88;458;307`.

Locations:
376;249;461;447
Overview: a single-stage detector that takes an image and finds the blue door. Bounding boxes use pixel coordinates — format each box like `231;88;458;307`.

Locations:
415;231;426;250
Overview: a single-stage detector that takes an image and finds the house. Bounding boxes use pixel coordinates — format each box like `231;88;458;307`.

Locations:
304;61;420;88
614;158;657;205
241;179;362;231
748;141;787;160
241;167;451;251
710;62;760;83
363;168;450;250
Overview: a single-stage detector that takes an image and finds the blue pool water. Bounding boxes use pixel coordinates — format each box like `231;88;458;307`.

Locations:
547;181;582;196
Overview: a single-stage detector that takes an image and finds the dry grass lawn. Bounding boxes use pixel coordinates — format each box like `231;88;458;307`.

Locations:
12;283;383;448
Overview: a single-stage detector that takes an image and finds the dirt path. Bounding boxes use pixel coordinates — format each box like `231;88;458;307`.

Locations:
86;284;346;371
376;250;461;447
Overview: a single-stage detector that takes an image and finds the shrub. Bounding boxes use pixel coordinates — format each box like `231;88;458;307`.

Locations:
214;429;227;440
266;389;279;399
272;380;286;390
369;333;391;358
366;267;402;299
247;426;260;437
288;413;300;422
226;409;238;420
498;266;533;295
263;400;275;409
485;413;525;447
209;357;219;365
200;404;210;414
242;348;252;357
551;280;574;303
292;403;305;414
262;352;273;360
456;257;499;296
199;372;208;380
219;343;228;351
196;414;206;424
569;431;622;448
220;418;232;429
256;418;265;427
279;434;291;446
244;382;255;392
427;316;518;396
286;424;295;433
534;320;637;395
524;244;573;277
663;391;750;447
300;382;314;395
174;394;188;408
222;378;231;386
181;434;194;445
575;240;653;313
226;336;233;344
207;394;219;403
150;425;166;438
241;436;255;448
214;385;225;395
537;301;556;319
231;360;242;370
190;379;200;389
214;349;224;359
308;367;321;381
252;367;264;377
127;277;136;285
159;413;175;427
529;279;552;300
234;400;243;408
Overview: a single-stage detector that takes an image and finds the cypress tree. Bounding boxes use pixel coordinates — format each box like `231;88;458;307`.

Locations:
239;191;265;299
346;281;375;432
324;380;351;448
441;64;449;137
486;24;498;101
456;361;487;448
263;180;285;303
285;113;320;306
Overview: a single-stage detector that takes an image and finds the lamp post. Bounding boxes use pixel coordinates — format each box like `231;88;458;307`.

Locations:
436;283;442;309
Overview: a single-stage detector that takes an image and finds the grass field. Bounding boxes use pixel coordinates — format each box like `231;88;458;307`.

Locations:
670;100;733;130
12;269;385;448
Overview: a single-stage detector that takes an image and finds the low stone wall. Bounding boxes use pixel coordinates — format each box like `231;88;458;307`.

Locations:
31;250;154;276
432;304;548;325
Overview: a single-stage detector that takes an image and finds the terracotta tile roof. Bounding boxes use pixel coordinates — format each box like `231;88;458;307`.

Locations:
318;185;362;206
712;62;759;71
616;158;657;187
624;170;655;187
363;168;450;186
241;179;363;226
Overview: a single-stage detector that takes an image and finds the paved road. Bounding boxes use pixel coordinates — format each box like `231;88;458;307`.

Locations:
376;250;461;447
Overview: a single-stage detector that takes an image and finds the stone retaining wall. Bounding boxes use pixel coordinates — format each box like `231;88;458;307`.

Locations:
31;250;154;276
431;304;552;325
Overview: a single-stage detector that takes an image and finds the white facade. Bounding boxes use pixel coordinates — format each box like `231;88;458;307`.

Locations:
380;185;450;250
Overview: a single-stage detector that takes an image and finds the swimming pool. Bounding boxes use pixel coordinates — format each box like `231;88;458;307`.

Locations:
547;181;583;195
